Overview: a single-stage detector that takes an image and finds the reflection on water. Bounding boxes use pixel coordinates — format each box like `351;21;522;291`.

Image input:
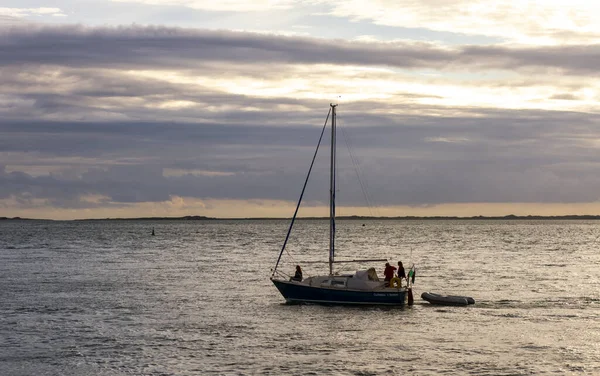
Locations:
0;219;599;375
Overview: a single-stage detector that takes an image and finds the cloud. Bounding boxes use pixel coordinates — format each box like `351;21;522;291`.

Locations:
318;0;600;45
111;0;296;12
105;1;600;45
3;23;600;217
3;106;600;210
549;93;580;101
3;25;600;77
0;7;66;18
0;25;449;70
0;15;28;25
3;24;600;122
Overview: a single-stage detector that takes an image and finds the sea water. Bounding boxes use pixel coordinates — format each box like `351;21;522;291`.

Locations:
0;219;599;375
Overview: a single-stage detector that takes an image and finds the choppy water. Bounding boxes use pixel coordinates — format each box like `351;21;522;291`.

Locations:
0;219;599;375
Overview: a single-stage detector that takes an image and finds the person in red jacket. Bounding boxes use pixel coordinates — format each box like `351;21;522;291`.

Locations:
383;262;397;286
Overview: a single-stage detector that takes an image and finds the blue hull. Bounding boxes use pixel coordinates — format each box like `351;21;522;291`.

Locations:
271;279;407;306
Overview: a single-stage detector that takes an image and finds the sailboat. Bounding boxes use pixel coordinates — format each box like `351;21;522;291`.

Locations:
270;104;414;306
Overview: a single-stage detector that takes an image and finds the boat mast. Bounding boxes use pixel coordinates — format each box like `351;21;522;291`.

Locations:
329;103;337;275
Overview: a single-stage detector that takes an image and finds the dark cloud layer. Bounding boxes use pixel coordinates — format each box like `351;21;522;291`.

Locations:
3;106;600;208
1;24;600;74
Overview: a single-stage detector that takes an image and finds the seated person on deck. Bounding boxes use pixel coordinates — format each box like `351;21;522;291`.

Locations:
290;265;303;282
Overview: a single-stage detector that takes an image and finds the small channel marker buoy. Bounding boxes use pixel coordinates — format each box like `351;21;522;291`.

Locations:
151;227;155;236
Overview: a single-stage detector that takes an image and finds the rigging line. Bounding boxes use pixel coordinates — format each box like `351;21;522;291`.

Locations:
282;247;299;271
339;118;378;217
349;136;381;217
347;125;382;217
339;117;376;216
271;107;332;278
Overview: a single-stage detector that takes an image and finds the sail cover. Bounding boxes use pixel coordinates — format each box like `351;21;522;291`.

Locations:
354;268;380;281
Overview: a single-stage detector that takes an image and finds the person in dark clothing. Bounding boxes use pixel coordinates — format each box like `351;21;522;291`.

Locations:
397;261;406;281
290;265;303;282
383;262;397;286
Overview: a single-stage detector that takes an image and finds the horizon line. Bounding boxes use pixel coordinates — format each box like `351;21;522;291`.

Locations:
5;214;600;221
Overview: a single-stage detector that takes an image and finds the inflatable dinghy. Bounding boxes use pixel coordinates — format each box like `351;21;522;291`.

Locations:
421;292;475;306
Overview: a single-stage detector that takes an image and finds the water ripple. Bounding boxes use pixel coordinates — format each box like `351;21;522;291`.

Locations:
1;219;599;375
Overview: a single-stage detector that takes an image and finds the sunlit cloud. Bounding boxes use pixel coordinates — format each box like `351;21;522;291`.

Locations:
163;168;235;177
316;0;600;45
95;66;600;113
0;7;66;18
105;0;600;45
111;0;296;12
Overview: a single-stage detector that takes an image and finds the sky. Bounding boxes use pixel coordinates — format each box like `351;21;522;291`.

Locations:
3;1;600;219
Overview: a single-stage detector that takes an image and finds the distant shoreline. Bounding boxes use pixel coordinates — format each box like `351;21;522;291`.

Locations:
4;214;600;221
